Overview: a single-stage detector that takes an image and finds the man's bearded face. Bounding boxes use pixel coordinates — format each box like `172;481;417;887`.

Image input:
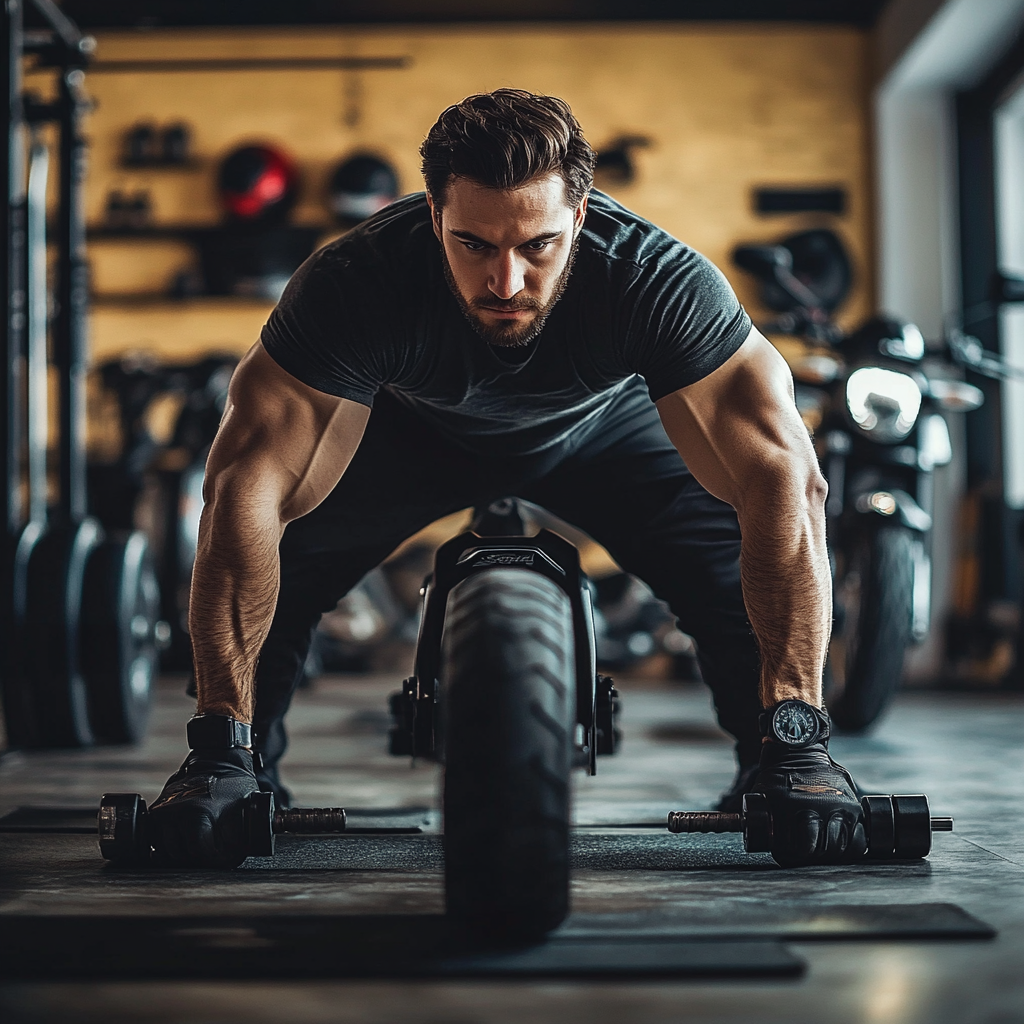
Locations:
428;172;587;348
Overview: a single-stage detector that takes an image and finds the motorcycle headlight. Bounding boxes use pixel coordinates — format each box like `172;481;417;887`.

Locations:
845;366;922;442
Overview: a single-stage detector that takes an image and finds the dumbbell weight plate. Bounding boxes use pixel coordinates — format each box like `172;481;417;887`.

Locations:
23;520;104;748
246;790;276;857
893;794;932;859
741;792;772;852
2;522;46;748
81;531;163;744
862;795;896;859
98;792;150;864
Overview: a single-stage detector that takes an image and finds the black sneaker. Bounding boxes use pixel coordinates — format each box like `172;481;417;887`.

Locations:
715;763;761;813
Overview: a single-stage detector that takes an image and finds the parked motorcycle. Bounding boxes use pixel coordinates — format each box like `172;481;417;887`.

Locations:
734;231;983;730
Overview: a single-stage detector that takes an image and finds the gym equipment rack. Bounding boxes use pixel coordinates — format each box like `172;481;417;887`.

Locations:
2;0;163;749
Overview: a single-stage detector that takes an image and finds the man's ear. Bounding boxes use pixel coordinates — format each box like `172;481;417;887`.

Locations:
573;192;589;235
426;193;443;242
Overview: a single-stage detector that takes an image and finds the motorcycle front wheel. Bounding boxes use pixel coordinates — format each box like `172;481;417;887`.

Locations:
827;524;915;731
440;567;575;938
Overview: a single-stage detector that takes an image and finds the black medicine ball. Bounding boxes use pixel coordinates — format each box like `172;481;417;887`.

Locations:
328;154;399;224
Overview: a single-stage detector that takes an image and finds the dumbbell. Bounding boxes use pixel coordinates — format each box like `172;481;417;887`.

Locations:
98;791;347;865
667;793;953;860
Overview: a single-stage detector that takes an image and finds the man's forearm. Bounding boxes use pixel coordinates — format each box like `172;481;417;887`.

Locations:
189;488;284;723
736;471;831;708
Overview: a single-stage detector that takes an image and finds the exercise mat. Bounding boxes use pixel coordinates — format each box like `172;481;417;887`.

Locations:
0;914;803;979
560;903;996;941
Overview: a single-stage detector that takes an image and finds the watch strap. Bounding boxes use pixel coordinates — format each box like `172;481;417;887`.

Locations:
186;714;252;750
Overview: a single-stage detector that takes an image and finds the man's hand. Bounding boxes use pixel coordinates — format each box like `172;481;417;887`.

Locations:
752;741;867;867
148;748;259;868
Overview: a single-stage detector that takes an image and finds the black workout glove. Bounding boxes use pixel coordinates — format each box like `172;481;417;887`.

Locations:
752;741;867;867
148;747;258;868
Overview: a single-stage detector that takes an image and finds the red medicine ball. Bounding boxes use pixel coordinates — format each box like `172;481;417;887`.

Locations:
217;144;298;222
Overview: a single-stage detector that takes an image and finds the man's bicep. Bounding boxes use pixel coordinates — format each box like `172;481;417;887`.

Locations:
206;342;370;523
654;328;812;511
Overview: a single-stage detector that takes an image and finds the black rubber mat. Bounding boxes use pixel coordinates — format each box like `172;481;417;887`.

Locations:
0;915;803;979
561;903;997;940
239;831;769;869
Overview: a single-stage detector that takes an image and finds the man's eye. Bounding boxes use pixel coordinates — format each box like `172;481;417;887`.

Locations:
523;241;550;252
461;241;488;252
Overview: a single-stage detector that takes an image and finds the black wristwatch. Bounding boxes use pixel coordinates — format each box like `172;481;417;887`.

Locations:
186;714;252;750
758;699;830;749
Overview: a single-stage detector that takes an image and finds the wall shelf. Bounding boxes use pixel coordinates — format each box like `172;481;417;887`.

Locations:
116;158;204;172
86;223;332;240
92;294;276;309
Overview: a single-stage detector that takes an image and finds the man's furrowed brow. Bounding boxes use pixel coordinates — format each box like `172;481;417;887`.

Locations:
448;229;564;247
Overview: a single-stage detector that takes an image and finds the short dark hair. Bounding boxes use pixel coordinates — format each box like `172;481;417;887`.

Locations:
420;89;595;209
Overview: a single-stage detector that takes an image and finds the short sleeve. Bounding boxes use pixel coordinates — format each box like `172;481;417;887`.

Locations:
623;245;752;402
260;248;395;407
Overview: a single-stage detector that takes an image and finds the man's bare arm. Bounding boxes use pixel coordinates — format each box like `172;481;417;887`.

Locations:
655;327;829;707
189;343;370;722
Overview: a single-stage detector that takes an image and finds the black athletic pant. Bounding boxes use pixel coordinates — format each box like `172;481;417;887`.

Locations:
251;380;763;774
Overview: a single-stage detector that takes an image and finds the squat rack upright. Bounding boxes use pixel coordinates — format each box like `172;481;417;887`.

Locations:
2;0;163;750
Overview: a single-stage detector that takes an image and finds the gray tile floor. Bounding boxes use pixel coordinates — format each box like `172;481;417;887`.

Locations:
1;672;1022;1023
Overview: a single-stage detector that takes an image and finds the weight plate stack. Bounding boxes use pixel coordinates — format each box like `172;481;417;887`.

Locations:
23;519;104;747
81;530;162;744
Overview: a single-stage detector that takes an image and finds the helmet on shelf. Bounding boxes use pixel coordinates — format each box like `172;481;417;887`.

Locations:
217;143;299;223
327;153;399;225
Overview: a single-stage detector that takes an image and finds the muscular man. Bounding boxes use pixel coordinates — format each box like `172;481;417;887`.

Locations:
148;89;865;868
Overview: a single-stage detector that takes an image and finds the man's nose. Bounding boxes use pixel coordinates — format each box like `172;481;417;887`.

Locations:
488;250;525;300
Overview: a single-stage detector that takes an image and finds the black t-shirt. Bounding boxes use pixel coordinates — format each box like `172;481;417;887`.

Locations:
261;190;751;457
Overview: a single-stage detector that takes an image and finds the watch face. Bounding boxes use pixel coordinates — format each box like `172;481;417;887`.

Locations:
773;702;818;745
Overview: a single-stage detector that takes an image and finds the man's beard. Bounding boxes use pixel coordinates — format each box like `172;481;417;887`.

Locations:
439;240;578;349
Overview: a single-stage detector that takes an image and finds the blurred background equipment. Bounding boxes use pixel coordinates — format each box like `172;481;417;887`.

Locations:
189;141;316;301
160;121;192;165
327;153;400;226
88;354;237;671
196;224;320;301
734;231;984;730
593;135;651;189
120;120;194;167
2;0;164;750
217;142;299;224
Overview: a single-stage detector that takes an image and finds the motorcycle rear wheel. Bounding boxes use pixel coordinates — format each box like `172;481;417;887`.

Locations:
441;567;575;939
828;524;915;731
